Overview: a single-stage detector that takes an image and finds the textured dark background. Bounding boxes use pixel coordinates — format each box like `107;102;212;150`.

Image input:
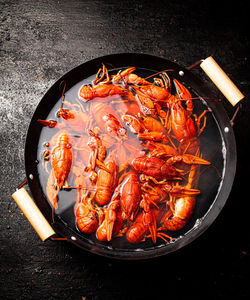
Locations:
1;0;250;299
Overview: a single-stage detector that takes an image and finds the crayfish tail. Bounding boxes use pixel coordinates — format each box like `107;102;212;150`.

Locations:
164;217;188;231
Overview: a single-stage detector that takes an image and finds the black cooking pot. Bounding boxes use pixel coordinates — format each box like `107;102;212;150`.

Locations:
12;53;239;259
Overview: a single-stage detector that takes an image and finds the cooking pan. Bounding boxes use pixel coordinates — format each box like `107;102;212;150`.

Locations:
12;53;243;260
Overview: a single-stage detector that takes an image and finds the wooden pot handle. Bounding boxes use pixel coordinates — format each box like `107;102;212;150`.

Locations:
200;56;244;106
12;187;55;241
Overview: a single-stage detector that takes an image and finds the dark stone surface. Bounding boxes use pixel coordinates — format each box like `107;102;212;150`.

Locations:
1;0;250;299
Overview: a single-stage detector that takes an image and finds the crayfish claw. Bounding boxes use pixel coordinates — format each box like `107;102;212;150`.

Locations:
107;211;116;242
37;119;57;128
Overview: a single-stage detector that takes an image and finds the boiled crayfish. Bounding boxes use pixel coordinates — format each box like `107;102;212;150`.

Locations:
44;131;72;218
38;63;211;244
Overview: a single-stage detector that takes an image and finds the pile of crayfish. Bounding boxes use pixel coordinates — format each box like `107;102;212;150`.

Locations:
38;64;210;245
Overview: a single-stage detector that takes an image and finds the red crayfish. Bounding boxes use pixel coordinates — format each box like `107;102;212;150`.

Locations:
38;64;211;245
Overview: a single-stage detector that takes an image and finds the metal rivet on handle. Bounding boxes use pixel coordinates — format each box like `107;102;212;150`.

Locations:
71;236;77;241
224;127;229;133
179;70;184;76
29;174;34;180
